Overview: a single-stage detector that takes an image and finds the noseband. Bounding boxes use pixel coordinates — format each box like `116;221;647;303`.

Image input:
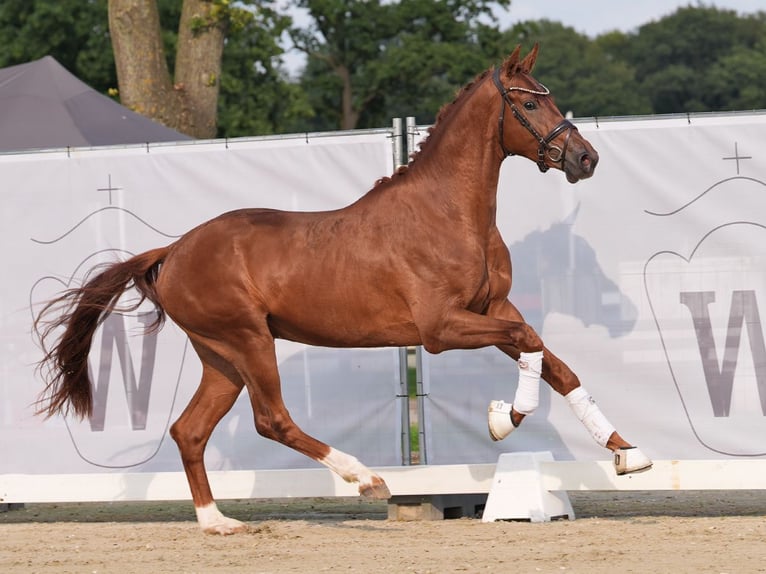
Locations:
492;67;576;172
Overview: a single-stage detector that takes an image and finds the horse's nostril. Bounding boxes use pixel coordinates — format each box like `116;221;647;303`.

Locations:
580;154;591;169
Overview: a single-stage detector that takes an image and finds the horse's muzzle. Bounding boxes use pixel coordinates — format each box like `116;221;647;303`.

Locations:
565;146;599;183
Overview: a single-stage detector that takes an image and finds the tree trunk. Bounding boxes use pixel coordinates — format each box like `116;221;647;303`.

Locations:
109;0;183;129
174;0;226;138
337;64;359;130
108;0;225;139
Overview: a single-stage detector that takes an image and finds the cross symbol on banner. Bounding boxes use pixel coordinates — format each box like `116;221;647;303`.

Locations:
722;142;752;175
97;174;123;205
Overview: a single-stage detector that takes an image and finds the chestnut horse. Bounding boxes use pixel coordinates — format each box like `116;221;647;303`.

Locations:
35;45;651;535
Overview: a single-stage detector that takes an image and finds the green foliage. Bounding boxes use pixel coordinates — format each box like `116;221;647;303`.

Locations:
188;0;254;35
0;2;764;135
0;0;114;92
216;3;313;136
290;0;511;129
703;44;766;111
290;3;766;126
502;20;652;117
0;0;304;137
617;6;766;114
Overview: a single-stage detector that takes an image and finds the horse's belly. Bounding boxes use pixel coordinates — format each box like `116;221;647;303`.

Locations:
267;310;421;348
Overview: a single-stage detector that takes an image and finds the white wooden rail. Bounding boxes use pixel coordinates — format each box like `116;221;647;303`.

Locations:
2;458;765;504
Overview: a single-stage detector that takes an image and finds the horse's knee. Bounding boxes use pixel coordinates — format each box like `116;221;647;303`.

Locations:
511;323;543;353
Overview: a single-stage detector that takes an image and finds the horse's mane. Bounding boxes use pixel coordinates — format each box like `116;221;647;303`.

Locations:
373;67;495;187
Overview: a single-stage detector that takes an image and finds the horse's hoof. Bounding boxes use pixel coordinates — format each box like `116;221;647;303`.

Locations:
488;400;516;441
202;518;249;535
359;476;391;499
613;446;653;475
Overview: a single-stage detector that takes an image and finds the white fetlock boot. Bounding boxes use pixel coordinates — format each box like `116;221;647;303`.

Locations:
488;352;543;442
613;446;653;475
488;400;516;441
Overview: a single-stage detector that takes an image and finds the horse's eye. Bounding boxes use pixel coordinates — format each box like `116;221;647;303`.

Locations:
524;101;537;111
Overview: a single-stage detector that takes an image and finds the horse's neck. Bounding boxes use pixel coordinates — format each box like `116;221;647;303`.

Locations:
400;83;503;232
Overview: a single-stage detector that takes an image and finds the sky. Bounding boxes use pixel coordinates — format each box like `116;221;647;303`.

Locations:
495;0;764;37
282;1;764;75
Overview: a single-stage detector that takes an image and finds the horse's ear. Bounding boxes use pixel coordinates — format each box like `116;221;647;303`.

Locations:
503;45;522;77
519;43;539;74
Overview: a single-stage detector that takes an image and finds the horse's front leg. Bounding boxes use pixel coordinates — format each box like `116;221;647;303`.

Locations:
485;299;652;475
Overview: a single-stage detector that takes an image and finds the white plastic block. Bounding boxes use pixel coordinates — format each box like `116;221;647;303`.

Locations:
482;451;575;523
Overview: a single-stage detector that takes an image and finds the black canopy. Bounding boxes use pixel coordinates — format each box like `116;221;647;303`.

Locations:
0;56;191;152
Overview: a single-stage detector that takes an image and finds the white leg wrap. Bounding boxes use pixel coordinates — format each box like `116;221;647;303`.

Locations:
565;386;615;447
513;351;543;415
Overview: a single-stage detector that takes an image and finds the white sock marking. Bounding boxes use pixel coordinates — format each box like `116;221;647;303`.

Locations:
320;447;377;487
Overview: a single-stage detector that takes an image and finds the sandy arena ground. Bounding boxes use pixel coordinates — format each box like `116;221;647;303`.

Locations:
1;491;765;573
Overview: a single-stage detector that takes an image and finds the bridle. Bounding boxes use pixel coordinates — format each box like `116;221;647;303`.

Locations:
492;67;576;172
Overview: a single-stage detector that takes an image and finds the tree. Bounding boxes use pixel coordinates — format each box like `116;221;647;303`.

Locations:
0;0;306;138
216;4;313;136
109;0;316;138
702;44;766;112
618;6;766;113
3;2;765;137
501;21;651;117
109;0;234;138
0;0;114;92
289;0;511;130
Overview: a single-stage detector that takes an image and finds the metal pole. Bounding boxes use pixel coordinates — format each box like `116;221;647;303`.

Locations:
400;117;428;465
405;116;417;163
415;346;427;464
398;347;412;465
393;117;412;465
392;117;404;168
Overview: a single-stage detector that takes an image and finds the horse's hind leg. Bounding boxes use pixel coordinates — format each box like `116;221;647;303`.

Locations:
169;341;247;535
487;300;652;475
235;330;391;499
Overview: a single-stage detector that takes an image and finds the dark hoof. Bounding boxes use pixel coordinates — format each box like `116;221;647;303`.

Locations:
359;477;391;499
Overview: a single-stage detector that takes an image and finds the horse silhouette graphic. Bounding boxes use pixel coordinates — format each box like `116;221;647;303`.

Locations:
424;207;638;464
510;207;637;338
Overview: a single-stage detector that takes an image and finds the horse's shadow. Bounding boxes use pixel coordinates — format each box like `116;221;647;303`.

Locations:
504;210;638;459
425;210;638;464
510;209;636;338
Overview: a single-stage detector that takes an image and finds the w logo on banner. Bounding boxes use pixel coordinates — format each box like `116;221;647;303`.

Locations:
679;290;766;418
31;259;190;469
89;312;158;432
645;222;766;456
29;189;192;468
66;306;189;468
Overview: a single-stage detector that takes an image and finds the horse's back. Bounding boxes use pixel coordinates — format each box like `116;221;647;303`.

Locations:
156;206;422;347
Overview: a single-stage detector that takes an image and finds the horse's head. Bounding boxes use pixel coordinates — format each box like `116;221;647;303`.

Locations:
494;44;598;183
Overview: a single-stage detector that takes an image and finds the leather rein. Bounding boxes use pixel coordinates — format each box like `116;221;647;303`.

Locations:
492;67;576;172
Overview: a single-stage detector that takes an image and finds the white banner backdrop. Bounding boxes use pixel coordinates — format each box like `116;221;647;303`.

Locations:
423;112;766;464
0;131;403;475
4;111;766;486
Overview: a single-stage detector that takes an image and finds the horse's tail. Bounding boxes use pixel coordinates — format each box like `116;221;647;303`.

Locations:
34;246;171;420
